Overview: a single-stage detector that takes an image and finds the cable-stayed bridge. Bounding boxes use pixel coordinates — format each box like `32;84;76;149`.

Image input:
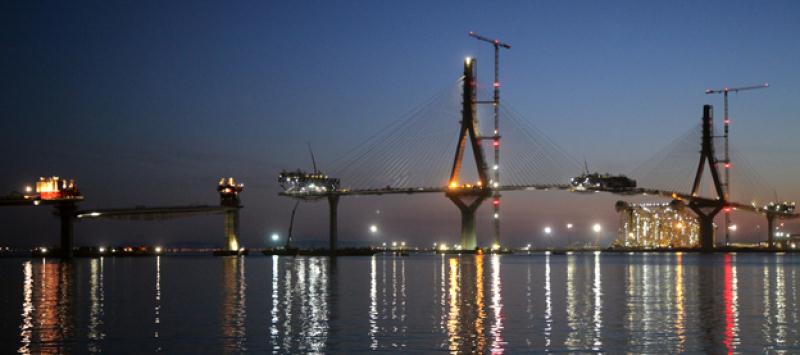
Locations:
280;58;797;253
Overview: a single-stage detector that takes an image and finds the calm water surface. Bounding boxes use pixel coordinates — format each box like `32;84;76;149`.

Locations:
1;253;800;353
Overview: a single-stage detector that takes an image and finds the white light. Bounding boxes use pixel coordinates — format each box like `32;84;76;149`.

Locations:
493;213;499;219
544;226;552;235
465;56;472;64
370;225;378;234
493;165;499;170
154;246;163;253
239;247;245;252
566;223;573;230
40;247;48;254
33;200;40;206
392;241;397;247
98;247;106;253
89;212;101;217
455;244;462;250
493;182;499;188
491;243;500;251
271;233;280;241
24;186;32;193
592;223;602;233
728;224;738;231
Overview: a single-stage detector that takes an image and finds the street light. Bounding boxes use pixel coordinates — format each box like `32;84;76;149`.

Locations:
271;233;280;242
592;223;602;247
369;224;378;234
544;226;552;235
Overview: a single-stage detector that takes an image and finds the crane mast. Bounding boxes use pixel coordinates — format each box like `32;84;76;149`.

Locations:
469;31;510;248
705;82;769;246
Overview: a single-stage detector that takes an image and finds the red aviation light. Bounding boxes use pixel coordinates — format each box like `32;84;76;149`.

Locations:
493;199;500;206
724;206;732;213
493;82;501;88
493;140;500;147
725;163;731;169
724;119;731;124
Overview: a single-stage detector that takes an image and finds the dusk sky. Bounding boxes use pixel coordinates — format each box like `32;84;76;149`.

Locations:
2;1;799;248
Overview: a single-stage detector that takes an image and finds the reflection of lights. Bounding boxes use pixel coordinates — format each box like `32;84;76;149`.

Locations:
490;254;505;352
592;251;603;350
446;257;460;350
676;254;686;350
544;254;552;349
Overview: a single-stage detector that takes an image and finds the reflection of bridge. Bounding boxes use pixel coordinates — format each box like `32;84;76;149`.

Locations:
280;57;797;252
1;178;244;257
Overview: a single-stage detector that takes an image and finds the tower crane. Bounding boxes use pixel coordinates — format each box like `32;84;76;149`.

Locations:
469;31;510;248
705;82;769;246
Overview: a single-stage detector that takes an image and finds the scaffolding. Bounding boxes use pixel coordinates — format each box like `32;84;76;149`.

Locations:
614;201;700;249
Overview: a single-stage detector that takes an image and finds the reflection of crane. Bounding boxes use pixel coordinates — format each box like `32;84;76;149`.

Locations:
705;83;769;246
468;31;510;247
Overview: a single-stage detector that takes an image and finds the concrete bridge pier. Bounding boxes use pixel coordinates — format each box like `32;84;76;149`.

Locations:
328;194;339;254
447;193;487;250
224;209;240;251
57;202;77;258
696;213;716;252
766;213;776;249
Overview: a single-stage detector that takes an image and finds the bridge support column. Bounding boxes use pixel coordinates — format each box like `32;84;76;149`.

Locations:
328;194;339;254
58;203;76;258
224;209;240;251
447;194;487;250
697;214;716;252
766;213;776;249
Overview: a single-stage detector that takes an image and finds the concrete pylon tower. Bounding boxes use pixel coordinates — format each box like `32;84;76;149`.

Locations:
446;58;491;250
688;105;726;251
218;178;244;251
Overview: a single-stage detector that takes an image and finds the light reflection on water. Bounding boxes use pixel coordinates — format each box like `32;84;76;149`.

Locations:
3;253;800;353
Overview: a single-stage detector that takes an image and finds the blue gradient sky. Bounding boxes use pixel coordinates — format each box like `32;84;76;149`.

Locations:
2;1;799;247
